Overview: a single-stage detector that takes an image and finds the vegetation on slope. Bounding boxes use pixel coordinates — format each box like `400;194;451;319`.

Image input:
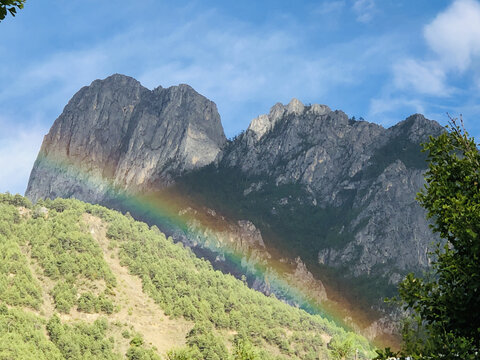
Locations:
0;192;374;359
173;165;397;312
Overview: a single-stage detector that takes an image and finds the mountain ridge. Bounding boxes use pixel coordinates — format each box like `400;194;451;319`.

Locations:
25;74;444;344
27;74;226;203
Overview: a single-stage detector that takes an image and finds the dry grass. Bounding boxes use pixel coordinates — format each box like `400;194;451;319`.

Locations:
17;209;193;357
82;213;193;356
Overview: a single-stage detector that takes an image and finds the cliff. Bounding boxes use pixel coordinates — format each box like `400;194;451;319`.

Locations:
26;74;226;203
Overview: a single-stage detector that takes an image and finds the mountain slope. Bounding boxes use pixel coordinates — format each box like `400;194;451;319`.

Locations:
172;101;443;331
25;74;444;343
209;102;443;283
0;193;374;359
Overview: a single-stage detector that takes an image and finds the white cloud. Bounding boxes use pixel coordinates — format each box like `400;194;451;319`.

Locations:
368;95;428;127
370;97;424;117
352;0;376;23
315;1;346;15
0;122;47;195
1;49;109;110
424;0;480;71
387;0;480;107
393;59;450;96
138;29;347;102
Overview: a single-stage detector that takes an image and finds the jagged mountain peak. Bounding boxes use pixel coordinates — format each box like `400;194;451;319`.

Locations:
388;113;444;143
25;76;449;344
26;74;226;203
93;73;140;84
247;99;333;140
286;98;305;115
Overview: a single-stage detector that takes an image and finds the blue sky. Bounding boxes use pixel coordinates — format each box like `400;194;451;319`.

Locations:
1;0;480;194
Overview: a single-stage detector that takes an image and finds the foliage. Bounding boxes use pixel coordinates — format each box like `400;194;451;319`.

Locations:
0;305;62;359
232;335;260;360
126;334;161;360
372;347;399;360
185;322;230;360
77;291;115;314
0;193;375;359
16;198;117;313
46;315;118;359
102;197;374;359
0;227;42;308
26;199;116;285
327;334;355;360
166;346;202;360
392;117;480;359
51;280;77;313
0;0;25;21
0;192;32;208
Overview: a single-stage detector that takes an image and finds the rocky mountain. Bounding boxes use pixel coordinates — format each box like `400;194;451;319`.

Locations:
26;74;226;203
218;100;443;282
25;74;445;344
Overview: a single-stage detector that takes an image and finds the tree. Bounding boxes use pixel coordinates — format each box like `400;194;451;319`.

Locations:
328;334;354;360
0;0;25;21
232;335;259;360
391;116;480;359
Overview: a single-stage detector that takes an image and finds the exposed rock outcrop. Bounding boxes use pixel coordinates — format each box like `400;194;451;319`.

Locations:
26;74;226;203
221;101;443;282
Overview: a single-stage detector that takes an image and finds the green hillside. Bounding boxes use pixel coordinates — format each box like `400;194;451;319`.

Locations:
0;193;374;359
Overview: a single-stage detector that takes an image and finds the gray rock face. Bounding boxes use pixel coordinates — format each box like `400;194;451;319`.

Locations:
225;104;385;204
222;101;444;282
26;74;226;203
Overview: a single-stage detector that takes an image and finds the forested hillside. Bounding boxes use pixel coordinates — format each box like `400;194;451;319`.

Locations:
0;193;374;359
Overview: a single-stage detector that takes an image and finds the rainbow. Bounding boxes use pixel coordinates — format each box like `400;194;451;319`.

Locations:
30;153;398;349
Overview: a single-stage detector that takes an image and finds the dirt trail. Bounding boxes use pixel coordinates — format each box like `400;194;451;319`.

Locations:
82;213;193;355
19;210;192;357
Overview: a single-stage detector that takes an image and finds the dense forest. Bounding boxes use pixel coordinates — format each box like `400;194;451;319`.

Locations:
0;192;374;359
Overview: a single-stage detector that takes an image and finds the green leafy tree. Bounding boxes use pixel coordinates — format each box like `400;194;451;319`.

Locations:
0;0;25;21
328;334;354;360
392;116;480;359
166;347;202;360
232;336;259;360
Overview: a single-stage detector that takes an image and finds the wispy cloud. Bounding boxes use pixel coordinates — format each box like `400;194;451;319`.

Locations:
315;1;346;15
369;96;425;119
0;120;47;194
391;0;480;96
352;0;376;23
424;0;480;72
371;0;480;123
393;59;450;96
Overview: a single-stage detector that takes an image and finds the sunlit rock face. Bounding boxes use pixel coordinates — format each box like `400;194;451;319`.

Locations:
222;100;444;280
26;74;226;203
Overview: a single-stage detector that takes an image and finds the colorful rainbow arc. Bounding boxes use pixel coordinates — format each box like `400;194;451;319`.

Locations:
32;153;395;349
